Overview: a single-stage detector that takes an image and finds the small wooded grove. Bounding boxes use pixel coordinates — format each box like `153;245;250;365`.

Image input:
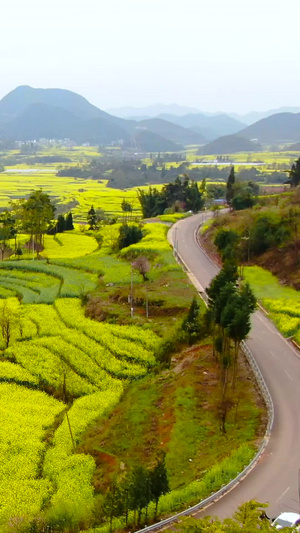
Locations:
137;176;205;218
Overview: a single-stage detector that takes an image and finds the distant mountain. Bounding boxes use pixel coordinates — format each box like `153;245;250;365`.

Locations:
0;86;188;151
0;102;131;144
156;113;246;140
239;113;300;143
201;134;261;155
136;118;206;145
0;85;111;123
124;129;183;152
107;103;200;118
230;107;300;125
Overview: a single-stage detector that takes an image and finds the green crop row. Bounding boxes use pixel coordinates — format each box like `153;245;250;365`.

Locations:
0;260;97;300
26;303;151;380
54;298;157;364
5;342;96;397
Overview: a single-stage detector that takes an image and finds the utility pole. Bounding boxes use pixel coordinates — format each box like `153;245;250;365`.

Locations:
130;268;134;318
146;290;149;318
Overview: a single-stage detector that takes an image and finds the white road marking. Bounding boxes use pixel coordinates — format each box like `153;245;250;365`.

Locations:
276;486;290;503
269;351;277;359
285;370;294;381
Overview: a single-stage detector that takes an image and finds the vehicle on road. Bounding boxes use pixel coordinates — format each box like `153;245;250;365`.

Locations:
272;512;300;530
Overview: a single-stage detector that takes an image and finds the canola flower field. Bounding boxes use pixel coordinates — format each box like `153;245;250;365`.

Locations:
244;266;300;345
0;223;165;530
0;169;142;221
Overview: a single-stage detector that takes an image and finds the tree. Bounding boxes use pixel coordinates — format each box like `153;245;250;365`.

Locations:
0;211;16;260
214;229;240;263
231;182;255;211
102;481;124;533
226;166;235;206
150;454;169;518
56;214;65;233
222;283;256;387
87;205;97;229
206;262;256;431
181;296;202;345
137;176;204;218
128;466;151;526
0;302;19;348
65;212;74;231
289;157;300;187
121;199;133;223
131;256;150;281
11;189;55;257
118;224;143;250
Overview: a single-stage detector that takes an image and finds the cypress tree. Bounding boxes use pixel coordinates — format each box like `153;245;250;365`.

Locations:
150;454;169;518
56;214;65;233
87;205;97;229
289;157;300;187
226;166;235;206
65;212;74;230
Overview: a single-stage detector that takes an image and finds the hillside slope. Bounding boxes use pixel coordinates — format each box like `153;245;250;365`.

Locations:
137;117;206;144
239;112;300;143
201;134;261;154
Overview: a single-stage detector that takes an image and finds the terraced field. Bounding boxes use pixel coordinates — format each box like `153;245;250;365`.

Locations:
0;224;163;531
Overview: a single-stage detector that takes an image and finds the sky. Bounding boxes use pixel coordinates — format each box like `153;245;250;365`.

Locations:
1;0;299;114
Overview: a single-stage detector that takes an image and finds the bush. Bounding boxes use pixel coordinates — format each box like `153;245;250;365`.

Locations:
118;224;143;250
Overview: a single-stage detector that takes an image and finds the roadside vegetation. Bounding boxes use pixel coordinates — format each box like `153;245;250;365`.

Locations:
166;500;275;532
201;158;300;350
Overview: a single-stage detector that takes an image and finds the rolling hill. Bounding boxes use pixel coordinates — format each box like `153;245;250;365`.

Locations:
201;134;261;155
158;113;246;140
136;118;206;145
239;113;300;143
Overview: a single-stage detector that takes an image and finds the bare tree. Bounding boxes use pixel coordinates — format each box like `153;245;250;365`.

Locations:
131;256;150;281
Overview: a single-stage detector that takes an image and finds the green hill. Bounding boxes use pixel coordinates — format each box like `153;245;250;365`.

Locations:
201;134;261;155
239;112;300;143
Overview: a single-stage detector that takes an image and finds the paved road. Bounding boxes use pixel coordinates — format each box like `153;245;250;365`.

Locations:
170;213;300;520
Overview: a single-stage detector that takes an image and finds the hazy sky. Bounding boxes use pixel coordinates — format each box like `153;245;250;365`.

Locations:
1;0;299;113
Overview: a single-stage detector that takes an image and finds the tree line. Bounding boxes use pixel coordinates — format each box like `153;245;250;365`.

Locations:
137;176;205;218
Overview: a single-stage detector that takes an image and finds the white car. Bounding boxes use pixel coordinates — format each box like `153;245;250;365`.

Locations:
272;512;300;530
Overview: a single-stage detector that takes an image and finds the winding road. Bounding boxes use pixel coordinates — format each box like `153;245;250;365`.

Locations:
170;213;300;520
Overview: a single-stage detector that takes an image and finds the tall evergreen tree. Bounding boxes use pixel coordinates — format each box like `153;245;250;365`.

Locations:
56;214;65;233
128;466;151;526
150;454;169;517
226;166;235;206
65;212;74;230
181;296;202;345
102;481;124;533
289;157;300;187
87;205;97;229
